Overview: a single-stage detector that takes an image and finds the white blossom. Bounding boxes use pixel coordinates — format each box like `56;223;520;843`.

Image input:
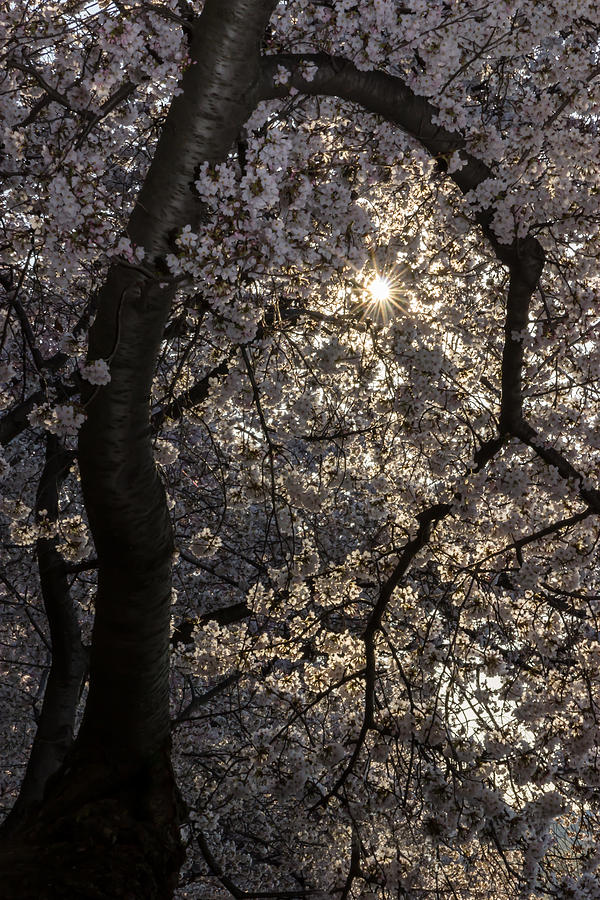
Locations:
80;359;111;385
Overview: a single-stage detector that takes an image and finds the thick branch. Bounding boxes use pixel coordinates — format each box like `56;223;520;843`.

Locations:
514;421;600;513
362;503;451;724
0;301;90;446
0;390;49;445
260;53;545;431
151;299;302;429
2;436;87;834
316;503;450;807
7;59;88;118
151;355;231;430
75;81;136;148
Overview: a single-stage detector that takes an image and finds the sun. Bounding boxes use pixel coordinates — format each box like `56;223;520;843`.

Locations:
368;275;392;303
360;265;407;323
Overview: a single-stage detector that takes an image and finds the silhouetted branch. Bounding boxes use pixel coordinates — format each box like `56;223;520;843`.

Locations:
2;435;87;833
515;421;600;513
259;53;545;432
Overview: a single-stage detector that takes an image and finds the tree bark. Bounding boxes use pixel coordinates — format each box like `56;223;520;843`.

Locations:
2;436;87;832
0;2;277;896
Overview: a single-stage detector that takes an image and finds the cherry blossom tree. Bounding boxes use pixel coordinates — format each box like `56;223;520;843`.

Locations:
1;0;600;897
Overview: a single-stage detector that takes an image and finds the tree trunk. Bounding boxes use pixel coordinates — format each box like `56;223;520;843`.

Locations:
0;2;277;896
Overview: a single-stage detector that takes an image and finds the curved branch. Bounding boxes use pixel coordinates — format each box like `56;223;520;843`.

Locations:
259;53;545;432
314;502;450;808
2;436;87;835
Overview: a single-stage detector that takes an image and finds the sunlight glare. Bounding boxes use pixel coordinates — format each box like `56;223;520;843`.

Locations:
359;264;407;323
368;275;392;303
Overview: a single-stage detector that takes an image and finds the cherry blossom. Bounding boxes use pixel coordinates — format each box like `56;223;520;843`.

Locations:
1;1;600;898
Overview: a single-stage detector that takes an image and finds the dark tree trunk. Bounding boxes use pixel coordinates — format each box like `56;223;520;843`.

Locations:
0;2;277;896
